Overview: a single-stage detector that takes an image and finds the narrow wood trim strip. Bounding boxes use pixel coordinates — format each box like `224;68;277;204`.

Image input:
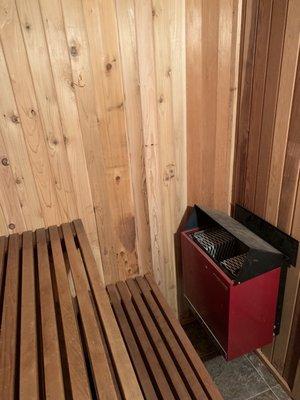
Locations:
107;284;158;400
126;278;192;399
0;234;21;399
145;273;224;400
62;223;118;400
73;219;143;399
19;231;39;399
36;228;65;400
49;225;92;399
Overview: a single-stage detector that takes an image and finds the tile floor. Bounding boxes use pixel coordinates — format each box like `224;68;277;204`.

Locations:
184;320;292;400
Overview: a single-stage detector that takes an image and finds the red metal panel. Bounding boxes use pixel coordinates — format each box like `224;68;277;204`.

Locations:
227;268;280;359
182;230;231;350
181;229;281;360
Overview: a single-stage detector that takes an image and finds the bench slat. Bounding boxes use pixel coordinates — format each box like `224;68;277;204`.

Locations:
0;234;20;399
126;278;192;399
107;284;158;400
136;275;209;399
20;231;39;399
145;273;224;400
116;281;176;399
36;228;65;400
0;235;7;327
49;226;92;400
73;219;143;400
62;223;118;400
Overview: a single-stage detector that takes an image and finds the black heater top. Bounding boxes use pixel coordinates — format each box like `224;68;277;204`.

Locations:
189;205;287;283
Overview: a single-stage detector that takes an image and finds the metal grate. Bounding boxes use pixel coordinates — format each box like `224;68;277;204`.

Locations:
221;253;247;277
191;228;236;261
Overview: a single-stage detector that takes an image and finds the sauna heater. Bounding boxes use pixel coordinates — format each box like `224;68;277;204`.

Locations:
181;205;296;360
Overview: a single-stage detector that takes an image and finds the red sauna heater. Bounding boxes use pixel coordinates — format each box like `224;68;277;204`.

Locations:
181;205;289;360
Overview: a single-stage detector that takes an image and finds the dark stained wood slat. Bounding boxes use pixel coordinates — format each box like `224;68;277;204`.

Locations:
136;276;208;399
126;278;192;399
62;223;118;400
254;0;289;217
36;228;65;400
116;281;176;400
244;0;273;211
0;235;7;327
49;225;92;400
145;273;224;400
107;284;158;400
20;231;39;399
73;219;143;400
277;58;300;233
0;234;20;399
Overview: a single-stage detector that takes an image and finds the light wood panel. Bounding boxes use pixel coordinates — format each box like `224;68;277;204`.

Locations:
187;0;242;213
0;0;186;309
233;0;300;395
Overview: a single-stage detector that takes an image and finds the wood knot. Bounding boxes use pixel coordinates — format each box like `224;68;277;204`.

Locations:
106;63;112;71
1;157;9;166
158;95;164;103
52;138;59;146
115;175;121;184
10;114;20;124
25;22;31;30
63;135;68;145
70;46;78;57
30;109;36;116
8;223;15;230
15;177;22;185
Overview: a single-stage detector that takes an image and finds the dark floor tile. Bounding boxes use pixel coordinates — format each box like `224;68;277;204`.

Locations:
271;385;292;400
250;389;278;399
204;355;269;400
246;353;278;388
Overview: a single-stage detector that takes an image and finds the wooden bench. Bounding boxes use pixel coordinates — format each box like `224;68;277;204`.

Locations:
0;220;223;400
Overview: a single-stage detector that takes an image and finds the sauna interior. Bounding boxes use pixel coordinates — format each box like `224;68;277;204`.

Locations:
0;0;299;399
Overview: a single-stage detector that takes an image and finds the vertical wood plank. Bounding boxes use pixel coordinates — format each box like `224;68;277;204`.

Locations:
38;0;102;273
62;0;138;282
0;0;62;225
115;0;152;275
244;0;273;212
0;42;43;231
254;0;289;218
232;0;259;207
266;0;300;224
277;59;300;233
134;0;167;299
16;0;78;222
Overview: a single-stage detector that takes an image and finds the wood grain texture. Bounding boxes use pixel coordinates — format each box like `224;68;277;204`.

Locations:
233;0;300;392
187;0;241;213
0;0;187;309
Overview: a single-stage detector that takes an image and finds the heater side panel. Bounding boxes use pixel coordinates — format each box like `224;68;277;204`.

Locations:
227;267;281;360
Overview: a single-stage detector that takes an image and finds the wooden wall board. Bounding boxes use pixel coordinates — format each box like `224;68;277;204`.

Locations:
115;0;152;275
187;0;241;214
0;0;187;310
233;0;300;393
0;0;62;225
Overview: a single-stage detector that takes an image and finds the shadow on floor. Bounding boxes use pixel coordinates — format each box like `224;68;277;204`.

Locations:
184;320;292;400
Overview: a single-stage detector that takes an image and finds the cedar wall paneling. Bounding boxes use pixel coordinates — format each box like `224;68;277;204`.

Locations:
187;0;242;213
233;0;300;396
0;0;186;311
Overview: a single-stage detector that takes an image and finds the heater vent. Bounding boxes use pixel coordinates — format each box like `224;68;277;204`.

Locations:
191;227;237;262
221;253;247;277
